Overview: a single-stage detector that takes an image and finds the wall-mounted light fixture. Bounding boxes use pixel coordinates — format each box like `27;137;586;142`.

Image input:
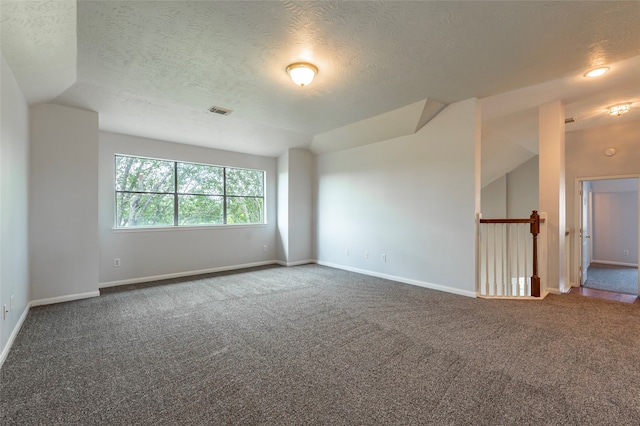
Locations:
286;62;318;88
608;103;631;116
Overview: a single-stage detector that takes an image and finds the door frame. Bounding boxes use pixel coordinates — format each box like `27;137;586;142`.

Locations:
574;174;640;293
579;181;592;286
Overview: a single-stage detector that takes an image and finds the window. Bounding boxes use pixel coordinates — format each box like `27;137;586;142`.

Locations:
115;155;264;228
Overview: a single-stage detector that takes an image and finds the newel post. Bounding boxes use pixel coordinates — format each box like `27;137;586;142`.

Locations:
530;210;541;297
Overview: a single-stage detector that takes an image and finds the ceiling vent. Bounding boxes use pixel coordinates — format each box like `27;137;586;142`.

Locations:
208;106;232;116
564;117;576;124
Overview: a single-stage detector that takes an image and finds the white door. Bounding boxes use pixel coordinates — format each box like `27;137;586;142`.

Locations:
580;182;592;286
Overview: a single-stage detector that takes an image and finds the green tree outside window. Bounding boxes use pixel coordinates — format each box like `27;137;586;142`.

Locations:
115;155;264;228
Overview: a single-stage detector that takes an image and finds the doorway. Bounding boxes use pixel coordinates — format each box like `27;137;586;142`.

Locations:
577;177;639;296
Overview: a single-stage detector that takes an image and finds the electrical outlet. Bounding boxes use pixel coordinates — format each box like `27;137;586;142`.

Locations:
263;245;268;252
624;250;629;255
381;253;386;262
114;258;121;267
10;295;14;311
364;251;369;259
346;248;349;256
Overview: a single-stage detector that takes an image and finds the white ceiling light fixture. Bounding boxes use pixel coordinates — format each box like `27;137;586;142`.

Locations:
608;103;631;116
583;66;610;78
604;148;617;157
286;62;318;88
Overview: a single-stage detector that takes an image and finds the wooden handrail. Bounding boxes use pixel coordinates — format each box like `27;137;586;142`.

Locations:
480;217;545;224
479;211;542;297
480;218;535;224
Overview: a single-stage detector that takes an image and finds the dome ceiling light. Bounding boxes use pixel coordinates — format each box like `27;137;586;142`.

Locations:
286;62;318;88
583;67;610;78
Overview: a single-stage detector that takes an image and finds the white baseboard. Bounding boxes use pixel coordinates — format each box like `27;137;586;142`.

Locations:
0;303;30;370
546;287;562;295
591;260;638;268
30;290;101;307
477;291;550;300
275;259;314;267
315;260;476;298
99;260;279;288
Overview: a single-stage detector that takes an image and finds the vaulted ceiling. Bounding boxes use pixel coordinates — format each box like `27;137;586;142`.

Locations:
2;1;639;182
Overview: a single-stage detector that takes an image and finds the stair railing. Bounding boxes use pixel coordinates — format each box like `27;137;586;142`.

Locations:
477;211;546;298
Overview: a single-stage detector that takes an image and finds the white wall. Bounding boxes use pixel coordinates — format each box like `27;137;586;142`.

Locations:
507;156;539;218
315;98;480;296
0;54;30;365
277;148;313;265
592;191;639;265
99;131;277;285
539;100;566;293
30;104;99;302
481;156;539;220
565;120;640;284
481;175;506;218
277;150;289;262
288;149;312;264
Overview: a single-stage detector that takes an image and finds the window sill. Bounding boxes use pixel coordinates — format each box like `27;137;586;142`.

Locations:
112;223;269;233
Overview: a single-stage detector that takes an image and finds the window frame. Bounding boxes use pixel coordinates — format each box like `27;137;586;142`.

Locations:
114;154;266;229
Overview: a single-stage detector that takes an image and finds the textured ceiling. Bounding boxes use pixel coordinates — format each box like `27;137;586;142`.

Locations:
0;0;76;103
1;1;639;160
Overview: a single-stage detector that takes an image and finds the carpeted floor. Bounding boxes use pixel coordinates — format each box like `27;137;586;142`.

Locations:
2;264;640;425
585;263;639;295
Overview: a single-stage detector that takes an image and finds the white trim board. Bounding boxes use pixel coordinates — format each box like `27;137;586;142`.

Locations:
30;291;101;307
99;260;279;288
591;260;639;268
477;291;550;301
275;259;314;267
316;260;477;298
574;175;640;293
102;259;476;297
0;304;30;370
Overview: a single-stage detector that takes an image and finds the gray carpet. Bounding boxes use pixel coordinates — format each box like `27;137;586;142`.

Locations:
584;263;639;295
2;264;640;425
